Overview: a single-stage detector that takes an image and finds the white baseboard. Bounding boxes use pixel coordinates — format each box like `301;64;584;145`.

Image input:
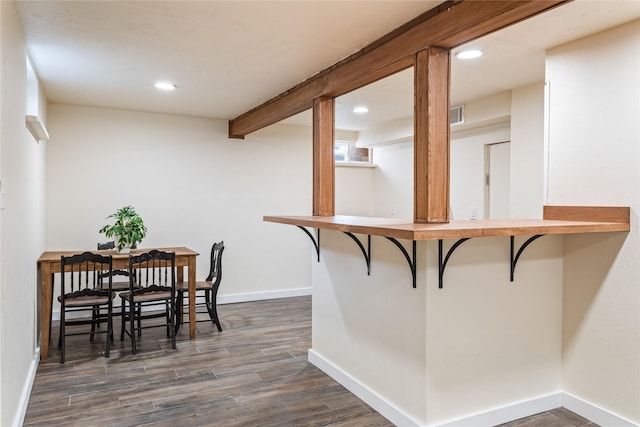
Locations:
436;392;562;427
562;392;639;427
308;349;639;427
308;349;423;427
217;287;312;305
13;348;40;427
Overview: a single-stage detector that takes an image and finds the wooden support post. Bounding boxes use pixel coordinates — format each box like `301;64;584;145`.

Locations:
414;47;450;223
313;97;335;216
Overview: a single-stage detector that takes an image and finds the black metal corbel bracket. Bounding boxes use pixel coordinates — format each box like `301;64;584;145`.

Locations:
343;232;371;275
385;238;417;288
510;235;544;281
438;238;471;289
296;226;320;262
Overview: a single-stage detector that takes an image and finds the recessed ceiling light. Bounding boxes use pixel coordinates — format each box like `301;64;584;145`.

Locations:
455;49;483;59
154;81;176;90
353;106;369;114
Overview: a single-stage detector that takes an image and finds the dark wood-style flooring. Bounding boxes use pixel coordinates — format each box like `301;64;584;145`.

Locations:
497;407;598;427
25;296;598;426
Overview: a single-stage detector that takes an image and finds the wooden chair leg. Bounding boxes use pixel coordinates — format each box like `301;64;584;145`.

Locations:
212;305;222;332
90;306;98;342
174;290;184;333
49;273;54;343
205;291;213;321
165;302;171;338
169;297;176;349
137;303;142;337
105;307;112;358
120;299;126;342
205;291;222;332
130;302;137;355
60;311;66;364
92;305;102;330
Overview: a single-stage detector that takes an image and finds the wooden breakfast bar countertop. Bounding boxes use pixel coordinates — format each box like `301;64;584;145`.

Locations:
265;206;630;289
264;206;630;241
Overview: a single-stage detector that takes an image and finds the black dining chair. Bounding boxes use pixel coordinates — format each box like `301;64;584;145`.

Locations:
120;249;176;354
175;241;225;333
47;246;120;349
97;241;115;250
98;241;136;250
58;252;114;363
95;241;138;333
95;269;138;336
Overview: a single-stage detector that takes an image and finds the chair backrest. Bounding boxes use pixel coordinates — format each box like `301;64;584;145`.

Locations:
128;250;175;293
205;241;225;288
97;244;134;288
97;241;115;250
60;252;113;300
96;269;134;290
97;241;137;250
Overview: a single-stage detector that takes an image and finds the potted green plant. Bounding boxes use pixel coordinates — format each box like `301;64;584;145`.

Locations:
99;205;148;253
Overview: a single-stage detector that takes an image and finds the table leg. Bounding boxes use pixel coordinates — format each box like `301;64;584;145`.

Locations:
188;256;196;339
176;266;184;327
40;264;52;360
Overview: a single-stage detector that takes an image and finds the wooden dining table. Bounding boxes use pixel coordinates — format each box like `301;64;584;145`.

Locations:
37;246;199;360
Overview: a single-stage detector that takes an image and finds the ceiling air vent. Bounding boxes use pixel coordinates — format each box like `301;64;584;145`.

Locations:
450;105;464;126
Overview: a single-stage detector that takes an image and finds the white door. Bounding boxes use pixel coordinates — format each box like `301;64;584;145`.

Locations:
487;142;511;218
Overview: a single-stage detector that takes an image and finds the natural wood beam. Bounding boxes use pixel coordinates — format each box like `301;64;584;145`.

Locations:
264;212;631;241
312;97;335;216
543;205;630;223
229;0;570;138
414;47;450;223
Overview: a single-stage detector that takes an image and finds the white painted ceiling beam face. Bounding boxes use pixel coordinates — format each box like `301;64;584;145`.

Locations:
15;1;640;131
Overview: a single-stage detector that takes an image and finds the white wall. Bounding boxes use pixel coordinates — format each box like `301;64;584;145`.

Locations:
546;20;640;424
46;104;313;306
454;91;511;132
312;22;640;426
0;2;48;425
336;165;374;216
511;83;545;218
369;90;521;221
311;232;564;426
425;236;563;425
450;123;511;220
313;88;567;425
371;141;414;219
451;134;486;220
312;233;428;425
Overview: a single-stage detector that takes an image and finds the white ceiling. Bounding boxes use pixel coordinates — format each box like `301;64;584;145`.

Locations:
15;0;640;133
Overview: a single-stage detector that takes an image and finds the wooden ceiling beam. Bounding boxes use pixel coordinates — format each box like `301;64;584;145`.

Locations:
228;0;570;138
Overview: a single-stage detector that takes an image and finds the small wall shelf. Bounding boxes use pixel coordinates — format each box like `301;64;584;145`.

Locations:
268;206;630;288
